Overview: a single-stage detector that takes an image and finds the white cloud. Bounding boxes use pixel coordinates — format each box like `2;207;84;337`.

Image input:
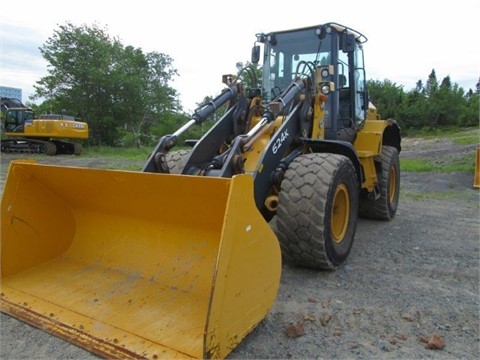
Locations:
0;22;48;102
1;0;478;110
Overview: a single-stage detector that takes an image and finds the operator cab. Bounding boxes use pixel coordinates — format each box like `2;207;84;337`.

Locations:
252;22;369;143
3;108;35;132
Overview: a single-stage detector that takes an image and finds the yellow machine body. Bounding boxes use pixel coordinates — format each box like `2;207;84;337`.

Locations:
0;22;402;359
2;104;89;155
474;147;480;188
354;119;393;191
4;117;89;139
0;160;281;359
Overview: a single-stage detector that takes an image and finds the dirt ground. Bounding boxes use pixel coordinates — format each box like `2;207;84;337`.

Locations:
0;131;479;359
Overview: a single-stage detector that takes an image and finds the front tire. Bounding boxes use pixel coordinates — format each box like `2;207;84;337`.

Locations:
165;149;189;174
275;153;359;270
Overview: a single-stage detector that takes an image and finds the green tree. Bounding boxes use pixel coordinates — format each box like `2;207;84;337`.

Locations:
235;61;262;91
32;22;179;146
367;79;405;120
421;73;472;129
399;88;428;129
462;77;480;127
184;61;262;141
431;76;465;127
369;70;478;132
424;69;438;98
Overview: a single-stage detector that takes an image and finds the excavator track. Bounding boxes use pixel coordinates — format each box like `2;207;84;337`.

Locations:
1;138;83;155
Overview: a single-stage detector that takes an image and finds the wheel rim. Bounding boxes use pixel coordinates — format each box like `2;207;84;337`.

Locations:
388;165;397;204
331;183;350;243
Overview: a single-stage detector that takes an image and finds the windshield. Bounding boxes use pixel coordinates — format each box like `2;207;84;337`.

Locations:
262;28;333;102
4;109;35;131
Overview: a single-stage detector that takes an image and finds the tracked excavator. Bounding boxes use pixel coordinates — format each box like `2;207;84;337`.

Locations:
1;23;401;359
1;97;89;155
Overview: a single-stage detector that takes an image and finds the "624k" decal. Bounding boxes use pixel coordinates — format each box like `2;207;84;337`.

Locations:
272;129;289;154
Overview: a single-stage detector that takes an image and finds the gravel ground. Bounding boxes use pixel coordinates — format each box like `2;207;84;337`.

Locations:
1;132;479;359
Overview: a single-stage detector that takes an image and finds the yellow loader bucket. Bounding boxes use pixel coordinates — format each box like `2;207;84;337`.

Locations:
474;147;480;188
1;160;281;359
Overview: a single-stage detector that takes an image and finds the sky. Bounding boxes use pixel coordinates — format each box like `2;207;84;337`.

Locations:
1;0;479;113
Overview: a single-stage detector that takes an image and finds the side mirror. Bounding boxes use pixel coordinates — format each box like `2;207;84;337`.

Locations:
251;45;260;64
341;34;355;53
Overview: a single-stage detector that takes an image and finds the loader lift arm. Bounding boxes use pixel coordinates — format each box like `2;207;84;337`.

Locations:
196;78;308;179
142;82;238;173
142;65;262;174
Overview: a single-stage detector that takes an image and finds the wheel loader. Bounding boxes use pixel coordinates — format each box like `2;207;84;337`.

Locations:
0;22;401;359
1;97;89;155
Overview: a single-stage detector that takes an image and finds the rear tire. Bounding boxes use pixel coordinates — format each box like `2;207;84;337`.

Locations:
275;153;359;270
165;149;189;174
359;146;400;220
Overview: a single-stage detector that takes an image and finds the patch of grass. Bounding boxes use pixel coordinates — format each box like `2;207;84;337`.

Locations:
400;159;437;172
453;135;479;145
400;189;479;201
407;126;478;138
401;155;475;173
83;146;151;160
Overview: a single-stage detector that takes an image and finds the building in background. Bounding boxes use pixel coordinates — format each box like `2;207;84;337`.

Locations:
0;86;22;101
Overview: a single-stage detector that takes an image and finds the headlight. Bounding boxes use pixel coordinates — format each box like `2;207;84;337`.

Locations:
319;82;334;95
